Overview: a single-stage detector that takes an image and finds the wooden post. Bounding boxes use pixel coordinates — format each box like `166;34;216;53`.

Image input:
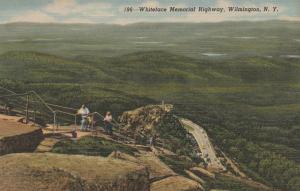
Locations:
25;95;29;124
33;110;36;123
53;112;56;133
74;114;77;131
91;113;94;130
4;104;7;114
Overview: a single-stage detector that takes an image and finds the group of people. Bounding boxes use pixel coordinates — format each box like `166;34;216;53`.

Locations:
77;104;113;134
76;105;157;146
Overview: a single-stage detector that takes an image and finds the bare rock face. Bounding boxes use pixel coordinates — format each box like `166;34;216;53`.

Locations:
0;119;44;155
136;152;177;181
190;167;216;179
108;150;176;181
150;176;203;191
0;153;150;191
119;104;173;140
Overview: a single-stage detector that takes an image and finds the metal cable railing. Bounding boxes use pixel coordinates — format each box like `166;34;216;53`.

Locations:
0;87;173;146
0;87;74;130
0;86;124;133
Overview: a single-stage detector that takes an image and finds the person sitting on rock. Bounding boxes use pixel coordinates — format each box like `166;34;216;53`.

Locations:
104;111;113;135
77;104;90;131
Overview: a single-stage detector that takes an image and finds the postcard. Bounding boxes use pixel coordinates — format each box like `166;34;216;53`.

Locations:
0;1;299;191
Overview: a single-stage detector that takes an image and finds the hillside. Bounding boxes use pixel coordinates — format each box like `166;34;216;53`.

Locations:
0;50;299;190
0;21;299;58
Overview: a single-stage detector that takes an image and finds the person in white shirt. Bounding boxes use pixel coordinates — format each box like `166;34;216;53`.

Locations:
104;111;113;135
77;104;90;131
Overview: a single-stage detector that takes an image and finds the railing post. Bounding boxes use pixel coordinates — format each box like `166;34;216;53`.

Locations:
33;110;36;123
53;111;56;133
25;95;29;124
75;115;77;131
92;113;94;130
4;104;7;115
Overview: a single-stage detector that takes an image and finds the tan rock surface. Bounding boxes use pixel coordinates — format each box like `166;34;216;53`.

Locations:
108;150;140;163
150;176;203;191
137;152;177;180
0;118;43;155
108;150;176;181
185;170;205;185
0;118;39;138
0;153;150;191
190;167;216;179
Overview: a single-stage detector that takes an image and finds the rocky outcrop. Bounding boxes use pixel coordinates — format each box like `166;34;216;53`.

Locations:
0;119;43;155
190;167;216;179
0;153;150;191
136;152;177;181
150;176;203;191
185;170;205;185
108;150;176;181
119;104;173;139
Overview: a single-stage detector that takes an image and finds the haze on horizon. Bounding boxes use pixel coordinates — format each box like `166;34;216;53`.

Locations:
0;0;299;25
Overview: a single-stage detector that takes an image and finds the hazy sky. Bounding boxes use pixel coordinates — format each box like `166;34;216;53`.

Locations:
0;0;299;24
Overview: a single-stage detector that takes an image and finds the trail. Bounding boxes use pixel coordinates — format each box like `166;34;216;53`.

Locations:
180;119;226;171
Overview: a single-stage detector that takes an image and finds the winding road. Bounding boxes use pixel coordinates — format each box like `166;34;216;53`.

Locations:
180;119;226;171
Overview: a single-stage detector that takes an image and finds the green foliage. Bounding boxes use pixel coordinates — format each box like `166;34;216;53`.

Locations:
159;155;195;176
204;122;300;190
0;21;299;58
288;176;300;191
206;175;260;191
156;113;197;158
51;136;138;157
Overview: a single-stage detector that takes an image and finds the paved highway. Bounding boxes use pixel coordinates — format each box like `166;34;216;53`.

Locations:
181;119;226;171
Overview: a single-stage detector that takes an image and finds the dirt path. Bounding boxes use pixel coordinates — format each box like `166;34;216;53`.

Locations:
180;119;226;171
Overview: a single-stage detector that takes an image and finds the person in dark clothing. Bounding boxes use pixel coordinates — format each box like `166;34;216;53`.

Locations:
104;111;113;135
